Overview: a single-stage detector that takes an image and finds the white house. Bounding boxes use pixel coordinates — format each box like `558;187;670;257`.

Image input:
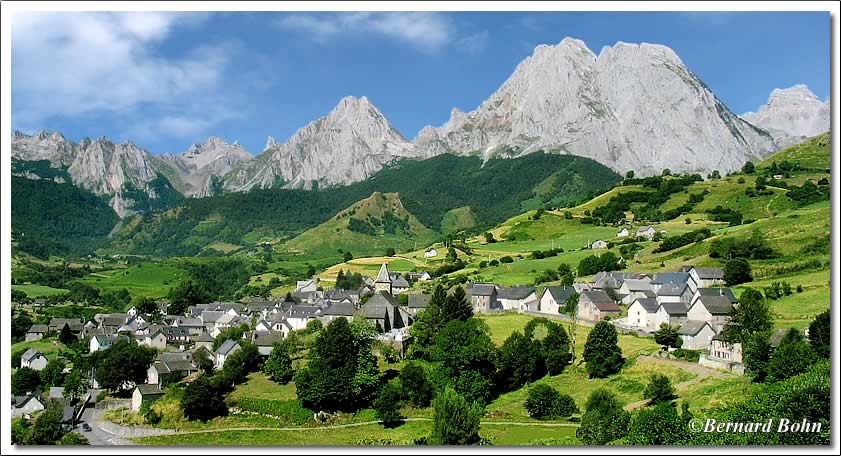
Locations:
215;340;241;369
12;393;45;417
686;295;734;333
655;282;693;304
650;272;697;294
194;332;215;351
496;286;538;312
637;226;657;240
89;335;126;353
249;331;286;356
700;335;744;374
617;228;630;238
295;279;319;293
537;286;576;316
424;248;438;258
591;240;609;249
651;302;689;329
677;321;716;350
25;325;49;342
687;267;726;288
131;384;165;412
618;278;653;304
20;349;48;371
627;298;660;329
141;331;167;350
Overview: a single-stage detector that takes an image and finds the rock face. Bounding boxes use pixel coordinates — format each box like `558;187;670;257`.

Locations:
741;85;830;147
159;137;252;197
12;131;162;217
223;96;415;191
415;38;777;176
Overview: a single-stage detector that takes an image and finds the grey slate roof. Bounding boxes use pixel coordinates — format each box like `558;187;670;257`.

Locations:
322;301;356;317
251;331;286;347
692;267;724;280
135;384;165;396
651;272;691;285
678;320;712;336
657;282;689;297
659;302;689;316
466;283;496;297
632;298;660;313
696;287;737;303
27;324;48;334
543;286;575;303
285;305;321;319
581;290;621;312
362;292;399;319
496;286;536;300
391;275;410;288
195;332;215;342
21;348;43;363
694;295;734;315
215;339;241;356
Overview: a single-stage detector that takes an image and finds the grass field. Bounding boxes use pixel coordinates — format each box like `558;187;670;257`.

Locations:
11;284;69;297
78;261;187;297
228;373;298;403
11;338;66;362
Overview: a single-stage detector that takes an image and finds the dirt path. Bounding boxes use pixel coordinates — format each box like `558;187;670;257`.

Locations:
623;355;735;412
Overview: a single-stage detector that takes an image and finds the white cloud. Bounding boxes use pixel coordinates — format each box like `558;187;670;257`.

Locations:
11;11;233;139
455;31;489;54
277;12;457;53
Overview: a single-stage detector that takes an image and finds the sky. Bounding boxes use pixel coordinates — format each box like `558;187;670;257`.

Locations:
10;11;831;156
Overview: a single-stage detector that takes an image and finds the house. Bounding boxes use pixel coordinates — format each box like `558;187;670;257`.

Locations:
677;321;716;350
465;283;499;313
687;267;725;288
25;324;48;341
496;286;538;312
618;278;653;304
687;295;735;333
389;274;411;294
157;327;191;345
424;248;438;258
537;286;576;316
11;393;45;417
89;334;127;353
249;331;286;356
258;314;293;337
20;349;48;371
592;272;651;291
141;330;168;350
651;302;689;329
591;240;608;249
637;225;657;240
361;292;411;332
406;294;431;316
320;300;356;322
372;263;410;294
173;317;205;336
577;290;621;322
650;272;697;293
700;334;744;374
617;228;630;238
291;290;324;305
295;279;319;293
131;384;165;412
656;282;693;304
215;340;241;369
407;272;432;282
285;305;322;331
627;298;660;329
194;332;215;351
691;287;738;305
48;318;83;336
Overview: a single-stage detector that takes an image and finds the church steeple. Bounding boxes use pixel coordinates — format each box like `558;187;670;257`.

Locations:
374;263;392;293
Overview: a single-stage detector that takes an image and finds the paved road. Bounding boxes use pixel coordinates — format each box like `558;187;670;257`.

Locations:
79;407;134;446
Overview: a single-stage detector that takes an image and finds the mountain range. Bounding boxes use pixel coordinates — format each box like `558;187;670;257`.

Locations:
11;37;829;217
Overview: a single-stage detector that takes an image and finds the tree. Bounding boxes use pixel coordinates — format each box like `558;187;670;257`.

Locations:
23;399;66;445
530;319;572;375
720;288;772;343
554;393;580;418
625;170;635;179
430;387;483;445
710;170;721;180
742;161;755;174
92;339;156;391
625;402;689;445
431;319;498;404
373;380;405;427
724;258;753;286
525;384;565;420
194;348;215;376
62;370;88;403
582;321;625;378
399;362;434;407
385;247;396;257
767;329;816;382
661;168;671;176
219;342;260;387
40;359;66;387
808;310;830;358
442;286;472;322
12;367;42;395
576;388;630;445
564;211;573;219
57;432;90;445
212;323;250;351
263;342;294;384
653;323;682;350
644;373;676;404
11;311;33;343
58;323;76;345
497;330;544;392
11;418;31;444
343;251;353;262
181;375;228;422
484;232;496;243
305;319;324;334
129;295;159;315
743;331;773;383
166;279;211;316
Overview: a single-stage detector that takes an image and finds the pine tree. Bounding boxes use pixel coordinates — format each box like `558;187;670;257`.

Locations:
442;286;472;321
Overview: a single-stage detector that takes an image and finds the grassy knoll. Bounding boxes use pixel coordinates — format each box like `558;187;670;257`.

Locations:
11;284;69;297
466;249;596;286
11;338;66;361
228;373;298;403
78;261;188;298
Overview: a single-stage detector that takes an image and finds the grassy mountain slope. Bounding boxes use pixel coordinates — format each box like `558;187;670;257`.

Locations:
11;175;120;258
109;152;620;257
284;192;438;261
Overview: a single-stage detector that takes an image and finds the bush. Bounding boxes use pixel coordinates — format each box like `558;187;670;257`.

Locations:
724;258;753;286
430;388;483;445
374;380;405;427
576;388;630;445
524;384;579;420
236;397;313;425
644;374;676;404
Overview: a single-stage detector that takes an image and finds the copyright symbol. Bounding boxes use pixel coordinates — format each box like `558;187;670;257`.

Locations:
689;418;704;432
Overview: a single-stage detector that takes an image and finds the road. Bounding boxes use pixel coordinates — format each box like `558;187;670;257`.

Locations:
78;407;134;446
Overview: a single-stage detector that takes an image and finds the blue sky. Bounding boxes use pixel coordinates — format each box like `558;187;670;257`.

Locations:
11;11;830;156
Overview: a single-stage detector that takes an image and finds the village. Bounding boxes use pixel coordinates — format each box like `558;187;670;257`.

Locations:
13;257;776;421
